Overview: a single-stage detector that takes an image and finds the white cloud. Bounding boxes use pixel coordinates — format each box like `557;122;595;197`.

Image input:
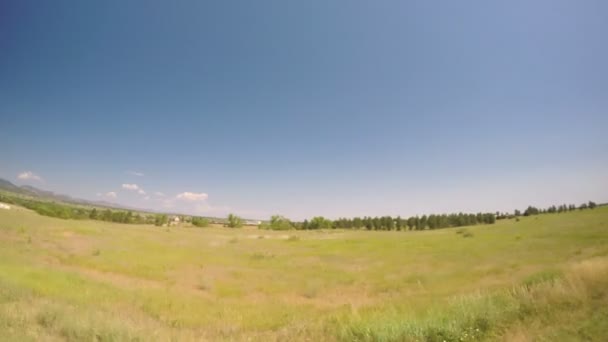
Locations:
154;192;165;197
122;183;140;190
126;171;144;177
17;171;42;182
122;183;147;196
144;196;150;200
105;192;117;199
176;192;209;201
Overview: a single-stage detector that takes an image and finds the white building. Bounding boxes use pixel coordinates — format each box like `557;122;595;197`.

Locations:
168;216;181;226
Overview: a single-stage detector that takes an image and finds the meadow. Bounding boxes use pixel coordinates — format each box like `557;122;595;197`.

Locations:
0;205;607;341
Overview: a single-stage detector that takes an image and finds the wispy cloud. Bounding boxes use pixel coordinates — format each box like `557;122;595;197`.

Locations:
126;170;144;177
176;192;209;201
154;192;165;197
17;171;43;182
122;183;140;190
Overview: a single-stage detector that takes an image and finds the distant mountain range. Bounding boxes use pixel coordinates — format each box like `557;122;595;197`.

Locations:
0;178;144;212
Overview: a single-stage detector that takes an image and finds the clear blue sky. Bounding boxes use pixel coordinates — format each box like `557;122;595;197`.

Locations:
1;1;607;220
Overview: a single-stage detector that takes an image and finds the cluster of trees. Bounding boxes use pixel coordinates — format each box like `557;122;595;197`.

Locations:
90;208;149;224
516;201;598;217
259;212;497;231
0;193;153;224
27;201;89;220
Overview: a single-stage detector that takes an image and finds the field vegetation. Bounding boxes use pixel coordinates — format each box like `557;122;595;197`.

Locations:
0;204;607;341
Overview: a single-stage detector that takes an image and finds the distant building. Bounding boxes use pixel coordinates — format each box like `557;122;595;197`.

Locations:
168;216;180;226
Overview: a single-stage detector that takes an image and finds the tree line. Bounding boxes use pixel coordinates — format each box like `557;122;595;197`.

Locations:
259;212;497;231
505;201;598;218
1;191;601;231
258;201;602;231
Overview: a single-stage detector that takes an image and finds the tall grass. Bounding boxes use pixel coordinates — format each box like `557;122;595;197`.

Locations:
333;257;608;341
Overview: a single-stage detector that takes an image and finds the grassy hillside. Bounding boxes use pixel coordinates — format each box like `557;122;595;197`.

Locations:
0;205;607;341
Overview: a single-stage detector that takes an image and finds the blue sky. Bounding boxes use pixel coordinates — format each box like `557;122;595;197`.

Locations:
1;1;607;220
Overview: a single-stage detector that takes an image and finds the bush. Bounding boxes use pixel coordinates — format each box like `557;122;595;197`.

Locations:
191;217;210;227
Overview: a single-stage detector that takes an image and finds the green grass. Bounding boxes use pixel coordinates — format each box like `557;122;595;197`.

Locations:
0;205;607;341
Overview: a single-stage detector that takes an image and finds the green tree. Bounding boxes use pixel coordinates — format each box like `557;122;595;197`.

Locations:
89;208;98;219
192;216;210;227
268;215;293;230
420;215;428;230
395;216;403;230
407;217;415;230
154;214;168;226
309;216;332;229
227;213;243;228
524;206;539;216
125;211;133;223
102;209;112;221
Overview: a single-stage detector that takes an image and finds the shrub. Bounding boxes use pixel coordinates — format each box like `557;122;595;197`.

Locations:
191;216;210;228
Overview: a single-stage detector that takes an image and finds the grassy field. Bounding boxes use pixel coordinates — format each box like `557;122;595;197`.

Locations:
0;205;607;341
